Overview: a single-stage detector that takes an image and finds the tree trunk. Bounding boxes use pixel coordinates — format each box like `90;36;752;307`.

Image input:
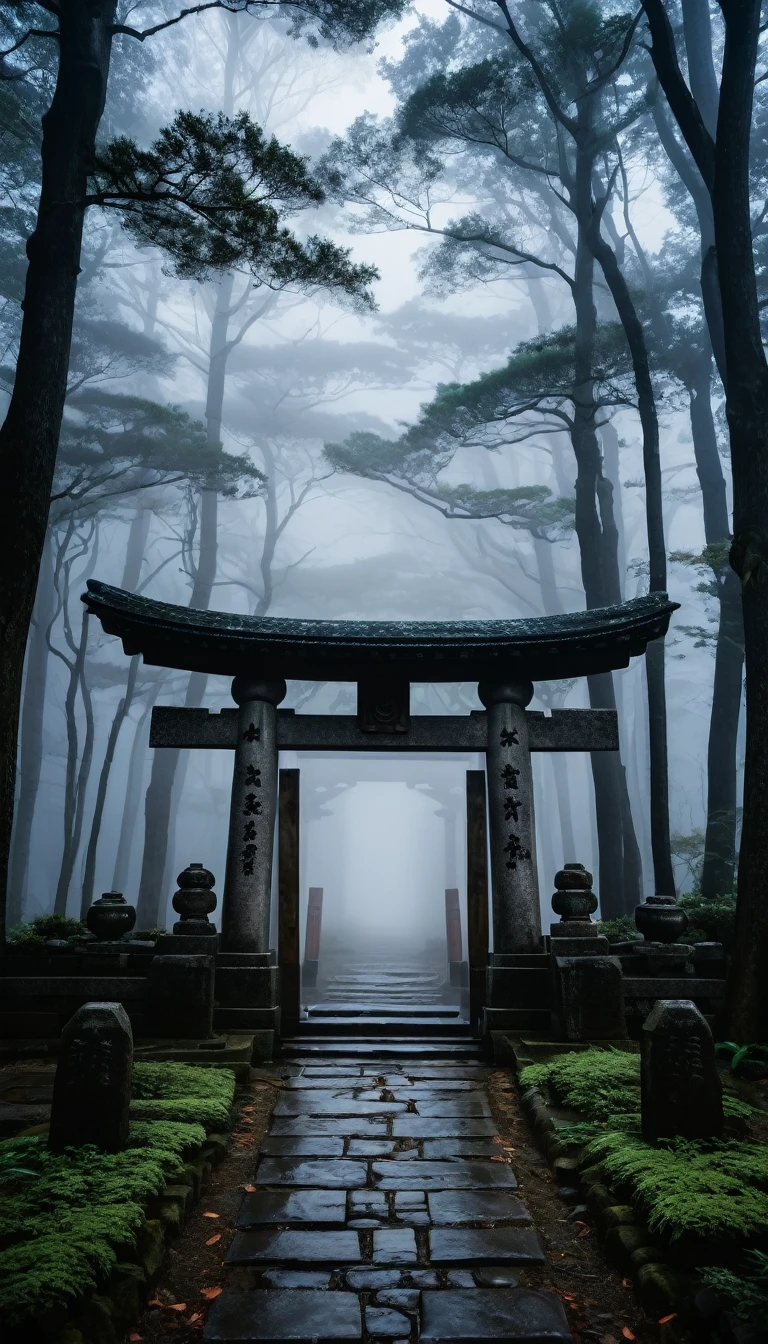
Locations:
711;0;768;1040
0;1;116;940
686;347;744;897
80;657;139;914
54;609;94;915
7;533;56;925
112;687;160;893
586;211;675;895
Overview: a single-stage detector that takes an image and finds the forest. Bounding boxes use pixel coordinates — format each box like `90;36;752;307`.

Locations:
1;0;767;1041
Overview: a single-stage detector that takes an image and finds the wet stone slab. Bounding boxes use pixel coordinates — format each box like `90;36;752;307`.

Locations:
227;1229;362;1265
419;1289;572;1342
377;1289;420;1310
428;1228;545;1266
411;1098;491;1118
261;1137;346;1158
239;1190;347;1226
255;1158;368;1188
271;1118;389;1137
274;1096;406;1117
346;1269;401;1290
422;1140;504;1159
260;1271;332;1288
372;1228;418;1265
365;1306;412;1337
346;1139;396;1157
427;1191;532;1225
203;1288;362;1342
392;1118;498;1140
372;1161;517;1190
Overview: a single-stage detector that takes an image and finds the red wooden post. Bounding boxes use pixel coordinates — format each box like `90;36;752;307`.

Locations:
303;886;323;988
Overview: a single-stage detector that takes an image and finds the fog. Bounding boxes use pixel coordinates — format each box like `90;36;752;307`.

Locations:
2;1;742;955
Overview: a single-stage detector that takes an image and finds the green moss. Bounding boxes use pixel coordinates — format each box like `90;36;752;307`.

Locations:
0;1063;234;1326
7;915;88;948
596;916;641;941
521;1047;764;1242
701;1250;768;1323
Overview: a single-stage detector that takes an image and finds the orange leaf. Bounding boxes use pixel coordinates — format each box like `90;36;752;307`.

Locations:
202;1211;220;1219
243;1184;256;1193
241;1105;255;1113
206;1234;222;1246
659;1316;677;1326
563;1294;576;1301
188;1314;202;1324
200;1286;223;1301
621;1278;631;1288
148;1300;165;1309
622;1331;636;1341
129;1336;143;1342
168;1303;187;1313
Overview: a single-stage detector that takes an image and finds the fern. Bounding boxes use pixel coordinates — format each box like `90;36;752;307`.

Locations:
520;1048;640;1119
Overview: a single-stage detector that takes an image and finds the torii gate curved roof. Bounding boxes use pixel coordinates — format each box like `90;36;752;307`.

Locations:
82;581;677;684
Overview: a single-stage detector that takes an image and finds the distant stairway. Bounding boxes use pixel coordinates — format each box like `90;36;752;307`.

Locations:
296;954;471;1043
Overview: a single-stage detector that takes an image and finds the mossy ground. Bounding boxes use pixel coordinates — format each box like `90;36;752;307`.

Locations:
0;1062;235;1327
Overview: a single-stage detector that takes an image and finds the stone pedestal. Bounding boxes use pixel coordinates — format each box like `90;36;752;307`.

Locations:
215;950;280;1032
221;677;285;954
553;956;627;1041
478;679;541;955
146;955;215;1039
641;999;723;1142
49;1002;133;1152
484;952;552;1033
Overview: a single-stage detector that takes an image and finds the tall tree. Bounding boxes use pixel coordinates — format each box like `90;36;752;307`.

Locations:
639;0;768;1039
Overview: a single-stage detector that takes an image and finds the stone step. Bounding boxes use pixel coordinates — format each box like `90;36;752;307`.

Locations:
295;1017;470;1038
280;1037;482;1060
307;1004;461;1019
203;1287;572;1343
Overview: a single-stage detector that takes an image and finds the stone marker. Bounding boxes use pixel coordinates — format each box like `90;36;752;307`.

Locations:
49;1001;133;1153
641;999;723;1142
554;955;627;1040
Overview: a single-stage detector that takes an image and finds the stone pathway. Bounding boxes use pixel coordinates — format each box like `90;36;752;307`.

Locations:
204;1049;572;1343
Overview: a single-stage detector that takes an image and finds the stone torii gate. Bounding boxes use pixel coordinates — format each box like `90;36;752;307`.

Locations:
83;581;676;1035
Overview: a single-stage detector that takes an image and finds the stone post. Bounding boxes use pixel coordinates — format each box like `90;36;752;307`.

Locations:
479;678;541;953
221;676;286;954
49;1002;133;1153
641;999;723;1142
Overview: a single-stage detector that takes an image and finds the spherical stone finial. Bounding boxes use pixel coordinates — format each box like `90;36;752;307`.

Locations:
551;862;598;923
172;862;217;935
477;678;534;709
231;676;287;707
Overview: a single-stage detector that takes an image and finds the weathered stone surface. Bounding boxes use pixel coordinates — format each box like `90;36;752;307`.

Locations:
49;1002;132;1154
346;1139;396;1156
408;1270;439;1287
429;1229;544;1265
554;956;627;1041
376;1290;419;1310
239;1190;347;1226
373;1161;516;1190
203;1288;362;1341
473;1267;521;1288
261;1137;345;1157
146;954;215;1038
365;1307;411;1336
406;1097;491;1118
226;1230;361;1264
422;1140;503;1158
255;1158;367;1188
392;1118;498;1139
427;1191;531;1225
420;1289;572;1342
346;1270;401;1290
272;1118;389;1137
274;1095;406;1117
641;999;723;1142
372;1229;417;1265
349;1191;388;1220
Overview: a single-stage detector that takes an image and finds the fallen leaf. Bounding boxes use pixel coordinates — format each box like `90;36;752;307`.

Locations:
206;1233;222;1246
188;1314;202;1324
243;1184;256;1193
577;1225;591;1237
129;1335;142;1341
622;1331;636;1341
202;1212;220;1219
562;1294;576;1301
200;1286;223;1301
621;1278;631;1288
148;1300;165;1309
241;1106;255;1114
659;1316;677;1326
168;1304;187;1313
